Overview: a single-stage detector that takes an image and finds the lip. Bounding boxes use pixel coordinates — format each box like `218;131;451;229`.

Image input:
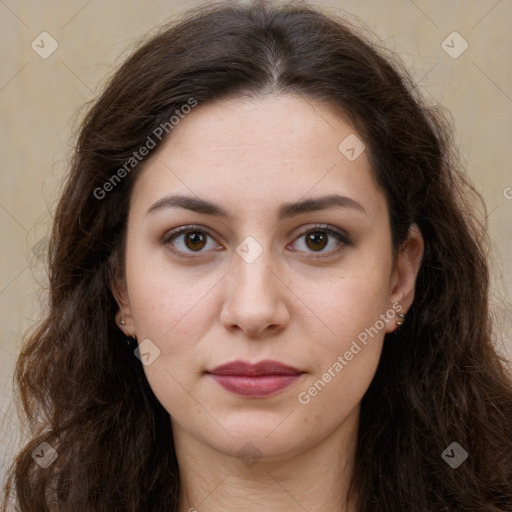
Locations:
206;360;304;398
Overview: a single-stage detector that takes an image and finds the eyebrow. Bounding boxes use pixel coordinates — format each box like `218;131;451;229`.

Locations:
146;193;366;220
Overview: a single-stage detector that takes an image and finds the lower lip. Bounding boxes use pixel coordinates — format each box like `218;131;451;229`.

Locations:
208;374;302;397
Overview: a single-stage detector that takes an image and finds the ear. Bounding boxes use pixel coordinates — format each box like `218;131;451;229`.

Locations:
385;223;424;333
111;275;136;338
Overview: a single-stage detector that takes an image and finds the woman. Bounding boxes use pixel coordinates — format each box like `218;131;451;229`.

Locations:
3;1;512;510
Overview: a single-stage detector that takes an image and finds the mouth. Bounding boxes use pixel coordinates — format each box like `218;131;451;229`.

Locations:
205;360;305;398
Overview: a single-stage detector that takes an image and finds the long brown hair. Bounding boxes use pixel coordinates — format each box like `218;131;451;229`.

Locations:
3;1;512;510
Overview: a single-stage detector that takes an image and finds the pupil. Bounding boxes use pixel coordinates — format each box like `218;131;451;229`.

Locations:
187;232;205;250
307;232;327;251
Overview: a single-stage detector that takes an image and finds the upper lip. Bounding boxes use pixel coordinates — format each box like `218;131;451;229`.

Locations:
207;360;304;376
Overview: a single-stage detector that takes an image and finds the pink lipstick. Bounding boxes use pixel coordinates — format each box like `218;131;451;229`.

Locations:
206;360;304;398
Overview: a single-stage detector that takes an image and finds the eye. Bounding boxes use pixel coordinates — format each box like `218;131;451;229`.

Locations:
162;223;350;259
162;225;221;257
289;224;350;257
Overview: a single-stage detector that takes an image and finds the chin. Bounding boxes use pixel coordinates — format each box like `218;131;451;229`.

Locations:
196;417;316;462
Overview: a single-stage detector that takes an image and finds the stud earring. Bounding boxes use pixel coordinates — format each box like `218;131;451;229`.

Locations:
120;317;126;326
396;312;405;326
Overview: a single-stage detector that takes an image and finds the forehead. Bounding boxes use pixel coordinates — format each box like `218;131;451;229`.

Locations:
160;94;361;170
131;94;386;221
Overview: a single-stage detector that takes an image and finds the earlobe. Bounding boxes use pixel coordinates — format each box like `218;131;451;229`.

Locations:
387;223;424;332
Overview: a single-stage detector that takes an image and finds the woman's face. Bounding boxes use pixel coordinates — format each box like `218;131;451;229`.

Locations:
115;93;423;461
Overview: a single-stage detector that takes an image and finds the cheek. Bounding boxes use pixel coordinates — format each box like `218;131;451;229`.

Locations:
291;256;392;406
125;267;212;419
125;243;218;341
124;251;221;403
294;280;390;425
296;258;392;350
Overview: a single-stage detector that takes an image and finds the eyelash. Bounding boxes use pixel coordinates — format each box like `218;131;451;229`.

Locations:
161;223;350;260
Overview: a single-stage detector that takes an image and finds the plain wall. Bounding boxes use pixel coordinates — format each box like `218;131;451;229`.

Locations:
1;0;511;486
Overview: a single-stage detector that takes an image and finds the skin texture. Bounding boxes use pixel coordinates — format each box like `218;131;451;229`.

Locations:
113;94;424;511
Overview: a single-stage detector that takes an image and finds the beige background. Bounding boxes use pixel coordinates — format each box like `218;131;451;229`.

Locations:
1;0;511;485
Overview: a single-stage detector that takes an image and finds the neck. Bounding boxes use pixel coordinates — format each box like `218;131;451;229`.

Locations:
174;406;360;512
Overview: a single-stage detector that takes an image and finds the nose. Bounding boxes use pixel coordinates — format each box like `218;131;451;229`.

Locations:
220;246;290;337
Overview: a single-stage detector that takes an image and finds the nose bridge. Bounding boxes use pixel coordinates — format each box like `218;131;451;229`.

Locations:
220;234;288;334
232;234;278;299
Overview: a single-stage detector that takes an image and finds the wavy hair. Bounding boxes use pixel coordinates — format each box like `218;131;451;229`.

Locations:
3;1;512;510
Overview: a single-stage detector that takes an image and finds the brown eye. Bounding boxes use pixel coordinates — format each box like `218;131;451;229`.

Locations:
305;231;328;251
163;226;220;256
290;225;350;257
184;232;207;251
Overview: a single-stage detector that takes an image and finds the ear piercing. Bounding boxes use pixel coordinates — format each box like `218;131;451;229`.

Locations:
396;312;405;326
118;316;137;348
126;336;138;348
